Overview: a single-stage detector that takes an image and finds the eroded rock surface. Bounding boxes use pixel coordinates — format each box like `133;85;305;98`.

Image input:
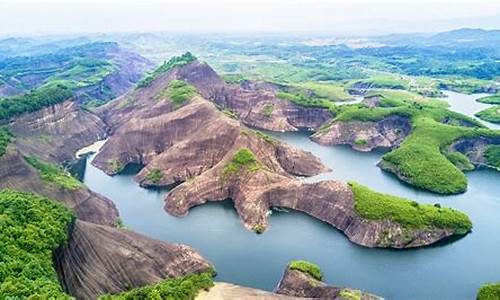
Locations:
311;115;411;152
276;265;382;300
11;100;107;164
55;220;213;299
449;136;500;169
0;146;118;226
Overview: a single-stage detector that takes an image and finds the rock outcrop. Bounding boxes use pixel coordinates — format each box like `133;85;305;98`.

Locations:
11;100;107;164
449;136;500;169
311;115;411;152
196;283;297;300
276;263;382;300
0;146;119;226
55;220;213;299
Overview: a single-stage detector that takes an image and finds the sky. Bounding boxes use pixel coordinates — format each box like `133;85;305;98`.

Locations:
0;0;499;36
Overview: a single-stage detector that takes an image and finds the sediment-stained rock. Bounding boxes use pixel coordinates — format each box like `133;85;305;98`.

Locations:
0;146;118;226
55;220;213;299
311;115;411;152
276;264;382;300
11;100;107;164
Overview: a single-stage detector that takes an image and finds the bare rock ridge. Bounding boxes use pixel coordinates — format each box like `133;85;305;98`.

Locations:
94;59;470;249
11;100;108;164
154;60;333;132
55;220;213;299
311;115;411;151
275;262;382;300
0;146;119;226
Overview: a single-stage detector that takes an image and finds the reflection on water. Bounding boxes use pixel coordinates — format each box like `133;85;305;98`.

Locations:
81;120;499;300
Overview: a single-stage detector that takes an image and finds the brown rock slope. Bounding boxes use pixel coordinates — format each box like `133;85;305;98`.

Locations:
0;145;119;226
55;220;213;299
311;115;411;152
101;59;332;132
11;100;107;164
276;262;382;300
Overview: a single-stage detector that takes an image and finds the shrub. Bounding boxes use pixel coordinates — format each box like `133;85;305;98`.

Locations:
137;52;197;88
99;269;216;300
349;182;472;234
222;148;262;179
161;80;197;107
475;106;500;124
0;127;13;158
477;283;500;300
484;145;500;169
261;103;274;117
0;189;74;299
145;169;163;183
25;156;81;191
354;139;367;146
288;260;323;281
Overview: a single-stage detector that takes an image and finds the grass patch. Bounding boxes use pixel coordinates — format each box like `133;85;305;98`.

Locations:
445;151;475;171
354;139;367;146
254;130;276;145
145;169;163;183
0;127;13;158
157;80;197;108
477;283;500;300
339;289;362;300
261;103;274;117
99;269;216;300
349;182;472;234
222;148;262;179
484;145;500;169
25;156;81;191
108;159;125;174
288;260;323;281
297;81;352;102
475;106;500;124
349;75;410;90
477;95;500;105
0;189;74;299
137;52;196;88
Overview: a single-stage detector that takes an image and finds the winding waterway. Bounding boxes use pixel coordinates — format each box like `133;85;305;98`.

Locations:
80;92;500;300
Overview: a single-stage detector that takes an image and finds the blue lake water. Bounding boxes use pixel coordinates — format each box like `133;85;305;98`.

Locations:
81;92;500;300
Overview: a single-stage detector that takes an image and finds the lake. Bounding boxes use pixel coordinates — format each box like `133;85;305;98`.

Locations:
80;92;500;300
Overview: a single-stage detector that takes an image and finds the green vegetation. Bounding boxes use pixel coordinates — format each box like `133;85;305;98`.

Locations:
354;139;367;146
222;108;238;119
475;106;500;124
254;130;276;145
222;148;262;179
145;169;163;183
349;75;410;90
137;52;197;88
0;189;74;299
277;91;335;111
252;224;266;234
0;83;73;121
445;151;475;171
485;145;500;169
221;74;246;84
349;182;472;234
108;159;125;174
261;103;274;117
0;127;12;157
157;80;197;108
99;269;216;300
288;260;323;281
438;77;497;94
477;94;500;105
297;82;352;101
25;156;81;191
477;283;500;300
339;289;362;300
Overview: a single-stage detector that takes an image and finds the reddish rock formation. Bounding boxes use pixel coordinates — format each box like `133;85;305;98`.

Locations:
55;220;213;299
276;264;382;300
311;115;411;152
11;100;107;164
0;146;119;226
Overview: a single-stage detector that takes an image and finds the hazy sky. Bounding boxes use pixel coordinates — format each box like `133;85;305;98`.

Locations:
0;0;499;36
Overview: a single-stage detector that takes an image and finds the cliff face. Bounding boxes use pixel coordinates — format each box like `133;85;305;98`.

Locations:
11;100;107;164
311;115;411;152
0;147;119;226
449;136;500;169
276;266;382;300
55;220;213;300
166;61;332;131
